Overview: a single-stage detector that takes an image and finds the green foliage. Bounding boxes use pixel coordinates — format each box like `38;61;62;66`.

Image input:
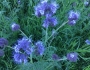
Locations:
19;61;60;70
84;65;90;70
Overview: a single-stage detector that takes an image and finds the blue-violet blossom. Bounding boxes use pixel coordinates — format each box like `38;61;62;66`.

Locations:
85;39;90;45
35;41;45;56
11;23;20;31
68;20;76;25
14;37;33;55
18;0;21;4
67;52;78;62
68;10;80;25
52;54;59;60
34;0;58;17
14;53;28;63
13;37;33;63
0;49;4;56
84;1;89;6
68;10;80;21
42;14;57;28
0;38;8;48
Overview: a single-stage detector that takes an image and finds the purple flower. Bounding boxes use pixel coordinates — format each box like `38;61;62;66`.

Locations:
0;49;4;56
68;20;76;25
14;37;33;55
68;10;80;25
84;1;89;6
68;10;80;21
50;2;58;14
35;41;45;56
52;54;59;60
85;39;90;45
18;0;21;4
11;23;20;31
0;38;8;48
67;52;78;62
13;53;28;63
34;3;45;17
43;1;58;15
34;1;58;17
13;37;33;63
42;15;57;28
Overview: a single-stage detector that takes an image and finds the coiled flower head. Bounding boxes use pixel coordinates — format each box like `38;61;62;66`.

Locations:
0;38;8;48
43;14;57;28
85;39;90;45
68;10;80;25
67;52;78;62
14;37;33;55
11;23;20;31
84;1;89;7
52;54;59;60
0;49;4;56
35;41;45;56
68;20;76;25
13;53;28;63
68;10;80;21
34;0;58;17
13;37;33;63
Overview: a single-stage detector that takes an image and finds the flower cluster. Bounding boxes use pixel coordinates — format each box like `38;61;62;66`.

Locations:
35;0;58;28
13;37;33;63
13;36;45;63
68;10;80;25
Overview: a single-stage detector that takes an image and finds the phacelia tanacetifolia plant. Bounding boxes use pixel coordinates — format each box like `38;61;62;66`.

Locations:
13;37;33;63
0;38;8;48
11;23;20;31
68;10;80;25
34;0;58;17
67;52;78;62
2;0;89;70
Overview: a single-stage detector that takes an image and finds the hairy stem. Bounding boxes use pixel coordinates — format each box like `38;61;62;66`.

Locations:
45;27;48;45
47;21;68;42
19;29;28;38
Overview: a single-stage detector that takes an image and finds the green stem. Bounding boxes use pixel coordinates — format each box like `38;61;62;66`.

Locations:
45;63;53;70
30;53;33;63
45;57;67;62
57;57;67;61
78;54;90;60
1;31;2;37
45;27;48;45
19;29;28;38
7;46;14;50
47;21;68;41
